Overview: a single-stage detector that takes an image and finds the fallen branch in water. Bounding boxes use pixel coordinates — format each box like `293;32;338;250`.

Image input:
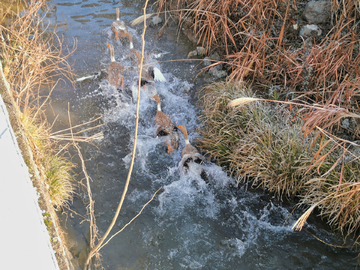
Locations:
67;104;102;268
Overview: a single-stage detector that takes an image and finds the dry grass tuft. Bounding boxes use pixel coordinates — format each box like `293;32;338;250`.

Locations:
198;82;321;198
19;107;77;208
199;81;360;238
296;165;360;239
43;153;74;208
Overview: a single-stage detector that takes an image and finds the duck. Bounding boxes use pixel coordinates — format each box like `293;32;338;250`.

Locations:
106;44;125;88
178;125;207;181
131;65;166;102
178;125;201;157
128;46;166;83
141;65;166;83
153;95;179;153
130;49;166;83
111;7;134;49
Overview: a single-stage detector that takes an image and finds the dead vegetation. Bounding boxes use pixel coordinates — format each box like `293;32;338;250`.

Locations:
199;82;360;240
198;82;321;199
0;1;108;268
0;0;78;208
156;0;360;242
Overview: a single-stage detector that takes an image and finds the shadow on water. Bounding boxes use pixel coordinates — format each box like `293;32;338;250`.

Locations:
47;0;358;269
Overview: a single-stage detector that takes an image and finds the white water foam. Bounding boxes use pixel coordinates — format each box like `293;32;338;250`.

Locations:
95;35;301;267
80;22;358;270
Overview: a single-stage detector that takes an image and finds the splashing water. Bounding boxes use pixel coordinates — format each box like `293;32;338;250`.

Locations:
49;1;358;269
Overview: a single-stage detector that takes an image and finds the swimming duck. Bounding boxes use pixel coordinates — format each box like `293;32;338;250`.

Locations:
128;46;166;83
131;66;166;102
178;125;201;157
153;95;179;153
178;125;207;181
131;50;166;83
128;45;166;83
131;77;156;102
111;8;134;49
106;44;125;88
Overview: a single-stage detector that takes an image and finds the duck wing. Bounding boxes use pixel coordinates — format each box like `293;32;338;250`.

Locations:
106;63;124;87
182;144;199;157
152;67;166;82
155;111;172;128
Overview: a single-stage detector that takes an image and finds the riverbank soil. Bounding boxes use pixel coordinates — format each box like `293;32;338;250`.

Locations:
157;0;360;247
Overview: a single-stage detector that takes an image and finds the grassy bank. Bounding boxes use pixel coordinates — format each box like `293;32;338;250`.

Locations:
156;0;360;242
0;0;75;207
198;82;360;239
0;0;77;268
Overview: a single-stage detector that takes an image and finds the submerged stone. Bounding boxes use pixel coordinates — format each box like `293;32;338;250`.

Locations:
203;57;212;66
188;47;206;58
209;66;227;79
151;16;163;25
299;24;322;37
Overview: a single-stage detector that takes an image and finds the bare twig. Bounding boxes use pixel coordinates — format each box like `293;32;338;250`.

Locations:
99;187;162;250
67;103;100;268
84;1;151;268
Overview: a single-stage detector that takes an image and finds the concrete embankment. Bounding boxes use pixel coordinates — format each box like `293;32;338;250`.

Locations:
0;95;60;270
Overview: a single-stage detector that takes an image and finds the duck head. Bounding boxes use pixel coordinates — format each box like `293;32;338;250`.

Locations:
178;125;186;134
178;125;190;144
153;94;160;104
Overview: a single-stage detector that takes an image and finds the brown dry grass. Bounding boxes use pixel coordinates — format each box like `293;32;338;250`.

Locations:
0;0;74;110
156;0;360;130
157;0;287;53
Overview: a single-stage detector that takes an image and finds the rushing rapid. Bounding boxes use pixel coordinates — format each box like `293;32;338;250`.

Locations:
49;0;358;269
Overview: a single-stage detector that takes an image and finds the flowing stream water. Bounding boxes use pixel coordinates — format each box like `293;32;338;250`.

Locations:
47;0;358;269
